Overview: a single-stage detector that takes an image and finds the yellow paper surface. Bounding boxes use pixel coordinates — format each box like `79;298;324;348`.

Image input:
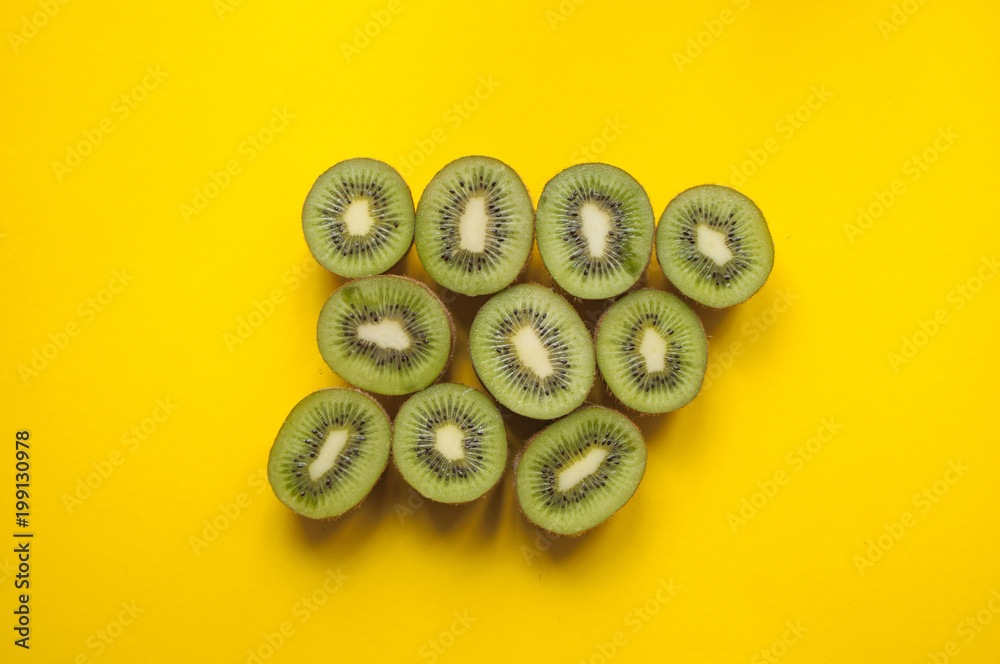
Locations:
2;1;999;662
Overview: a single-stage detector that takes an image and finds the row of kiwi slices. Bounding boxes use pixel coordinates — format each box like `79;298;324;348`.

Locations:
302;156;774;307
268;385;647;535
269;155;776;536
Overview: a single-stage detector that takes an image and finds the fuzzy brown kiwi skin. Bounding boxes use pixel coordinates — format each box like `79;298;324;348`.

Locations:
591;294;709;417
389;386;508;505
513;404;646;537
272;387;393;521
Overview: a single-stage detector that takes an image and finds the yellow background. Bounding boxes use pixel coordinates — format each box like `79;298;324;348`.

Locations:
3;0;999;662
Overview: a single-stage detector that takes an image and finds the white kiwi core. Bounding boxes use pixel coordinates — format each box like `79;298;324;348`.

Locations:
696;224;733;265
579;203;612;259
458;197;490;253
557;447;610;491
309;429;350;480
512;327;553;378
343;199;375;236
357;320;411;350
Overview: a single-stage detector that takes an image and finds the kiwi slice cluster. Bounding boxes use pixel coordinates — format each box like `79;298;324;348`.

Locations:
268;157;776;531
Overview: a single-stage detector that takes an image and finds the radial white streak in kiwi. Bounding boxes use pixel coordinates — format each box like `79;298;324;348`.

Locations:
696;224;733;265
458;196;490;253
308;429;350;481
342;198;375;236
580;202;612;258
512;327;554;378
434;424;465;461
357;320;411;350
639;328;667;372
557;447;609;491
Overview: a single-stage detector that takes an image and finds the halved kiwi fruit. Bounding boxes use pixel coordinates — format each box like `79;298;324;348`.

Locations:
392;383;507;503
655;184;774;308
470;284;595;420
415;156;534;296
317;275;453;395
302;158;414;278
595;289;707;414
267;388;392;519
515;406;646;535
535;163;655;299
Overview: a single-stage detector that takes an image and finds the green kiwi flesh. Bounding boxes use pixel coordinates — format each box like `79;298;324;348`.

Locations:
595;289;707;413
392;383;508;503
302;158;414;278
415;156;534;296
470;284;595;420
317;275;453;395
515;406;646;535
535;163;655;299
267;388;392;519
655;184;774;308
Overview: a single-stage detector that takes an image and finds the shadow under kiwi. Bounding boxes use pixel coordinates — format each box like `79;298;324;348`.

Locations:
318;269;347;299
371;392;409;421
499;407;548;450
692;300;735;339
474;477;508;539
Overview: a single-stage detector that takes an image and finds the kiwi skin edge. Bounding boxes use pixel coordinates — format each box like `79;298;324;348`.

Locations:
512;404;646;537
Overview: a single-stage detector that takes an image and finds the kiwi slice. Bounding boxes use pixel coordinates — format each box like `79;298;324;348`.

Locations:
415;156;534;296
535;163;655;299
515;406;646;535
655;184;774;308
470;284;595;420
317;275;453;395
392;383;508;503
302;158;414;278
267;388;392;519
595;289;707;414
